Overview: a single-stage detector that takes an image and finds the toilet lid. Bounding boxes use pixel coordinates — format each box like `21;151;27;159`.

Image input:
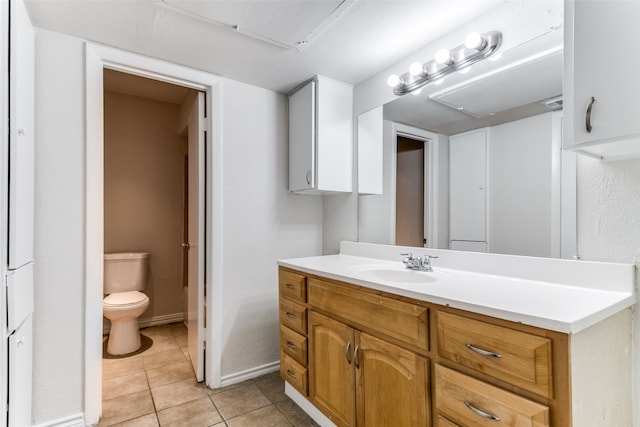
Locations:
103;291;148;308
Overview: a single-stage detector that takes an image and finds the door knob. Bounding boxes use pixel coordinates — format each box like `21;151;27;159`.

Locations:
181;243;191;249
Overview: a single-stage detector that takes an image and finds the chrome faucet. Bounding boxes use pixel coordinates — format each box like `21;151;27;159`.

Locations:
401;252;438;272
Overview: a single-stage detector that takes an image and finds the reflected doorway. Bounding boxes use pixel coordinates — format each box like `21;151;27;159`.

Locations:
396;136;425;247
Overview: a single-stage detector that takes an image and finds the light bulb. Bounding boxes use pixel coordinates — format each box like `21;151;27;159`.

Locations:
409;62;425;76
435;48;452;65
387;74;402;88
411;88;423;96
465;32;485;50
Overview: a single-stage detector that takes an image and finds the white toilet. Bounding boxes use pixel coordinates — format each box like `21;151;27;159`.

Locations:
103;252;150;355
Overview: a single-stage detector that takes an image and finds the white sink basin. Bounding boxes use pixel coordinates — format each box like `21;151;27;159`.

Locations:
346;264;439;284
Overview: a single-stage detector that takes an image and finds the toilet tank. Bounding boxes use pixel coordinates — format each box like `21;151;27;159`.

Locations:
104;252;150;294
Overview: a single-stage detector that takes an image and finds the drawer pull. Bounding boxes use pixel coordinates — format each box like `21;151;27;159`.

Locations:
285;283;295;289
286;342;297;350
345;341;352;364
464;401;501;421
465;343;502;358
285;312;296;319
286;369;297;379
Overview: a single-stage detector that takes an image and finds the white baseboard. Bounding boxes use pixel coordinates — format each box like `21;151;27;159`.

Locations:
218;361;280;388
103;312;185;334
32;413;85;427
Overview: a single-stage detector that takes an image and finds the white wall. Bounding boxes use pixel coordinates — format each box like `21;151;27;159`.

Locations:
576;156;640;423
33;28;323;424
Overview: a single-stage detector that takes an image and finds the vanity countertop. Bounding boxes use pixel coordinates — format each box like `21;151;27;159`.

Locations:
278;244;636;334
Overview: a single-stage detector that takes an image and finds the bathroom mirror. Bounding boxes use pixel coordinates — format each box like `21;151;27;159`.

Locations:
358;28;577;259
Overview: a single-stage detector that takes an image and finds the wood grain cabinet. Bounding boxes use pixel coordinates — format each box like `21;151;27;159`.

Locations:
278;267;570;427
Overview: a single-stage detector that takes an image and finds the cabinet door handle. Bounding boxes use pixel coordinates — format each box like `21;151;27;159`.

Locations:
286;369;297;379
465;343;502;358
285;283;295;289
464;401;501;421
345;341;352;364
285;312;296;319
354;345;360;369
305;170;312;185
286;342;297;351
586;96;595;133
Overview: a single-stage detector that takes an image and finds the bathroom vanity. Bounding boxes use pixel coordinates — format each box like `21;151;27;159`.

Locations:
278;242;636;427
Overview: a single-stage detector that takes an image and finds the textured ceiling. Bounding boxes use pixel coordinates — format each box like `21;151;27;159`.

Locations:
24;0;503;93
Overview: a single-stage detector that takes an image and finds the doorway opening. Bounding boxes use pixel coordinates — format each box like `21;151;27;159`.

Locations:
85;44;223;426
395;136;425;247
102;69;205;380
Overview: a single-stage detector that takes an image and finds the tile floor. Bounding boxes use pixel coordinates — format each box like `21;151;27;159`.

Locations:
100;322;318;427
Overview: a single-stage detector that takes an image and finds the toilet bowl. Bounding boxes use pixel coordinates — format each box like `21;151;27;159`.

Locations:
103;252;150;355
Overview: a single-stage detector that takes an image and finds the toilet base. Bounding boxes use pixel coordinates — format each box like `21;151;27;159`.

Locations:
107;317;142;355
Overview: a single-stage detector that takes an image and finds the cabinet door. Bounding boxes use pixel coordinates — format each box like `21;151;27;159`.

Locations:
355;332;429;426
449;128;487;244
308;311;355;427
289;80;315;191
569;1;640;145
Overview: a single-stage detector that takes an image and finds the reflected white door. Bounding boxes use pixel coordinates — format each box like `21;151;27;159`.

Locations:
187;92;206;381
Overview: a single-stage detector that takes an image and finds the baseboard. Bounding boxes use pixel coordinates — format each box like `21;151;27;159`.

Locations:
32;413;85;427
103;312;185;334
219;361;280;388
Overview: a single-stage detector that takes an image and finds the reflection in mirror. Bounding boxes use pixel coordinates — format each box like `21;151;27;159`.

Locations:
358;28;577;259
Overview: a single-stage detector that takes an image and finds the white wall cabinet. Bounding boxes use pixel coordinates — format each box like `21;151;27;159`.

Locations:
564;1;640;160
449;128;488;251
289;76;352;194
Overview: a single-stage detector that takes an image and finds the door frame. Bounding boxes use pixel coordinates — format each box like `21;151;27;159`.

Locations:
85;44;224;425
391;123;442;249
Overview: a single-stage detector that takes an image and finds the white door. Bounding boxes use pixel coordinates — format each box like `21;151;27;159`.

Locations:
187;92;206;381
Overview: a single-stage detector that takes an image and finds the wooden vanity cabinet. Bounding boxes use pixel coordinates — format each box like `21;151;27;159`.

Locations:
279;267;569;427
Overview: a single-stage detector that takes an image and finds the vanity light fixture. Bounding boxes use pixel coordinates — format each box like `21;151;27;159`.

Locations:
388;30;503;96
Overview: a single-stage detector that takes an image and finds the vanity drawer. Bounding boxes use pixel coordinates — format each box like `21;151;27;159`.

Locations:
280;324;308;366
435;364;549;427
281;351;308;396
280;298;307;335
279;269;307;303
436;416;461;427
437;311;552;398
308;278;428;350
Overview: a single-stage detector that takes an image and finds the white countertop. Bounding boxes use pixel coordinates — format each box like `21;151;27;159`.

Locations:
278;250;636;334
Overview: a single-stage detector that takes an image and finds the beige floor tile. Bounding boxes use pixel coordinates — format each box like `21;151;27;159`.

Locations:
151;378;210;411
276;399;319;427
103;356;145;381
100;390;155;426
226;405;292;427
110;413;159;427
254;371;287;404
143;349;187;370
141;325;174;340
211;383;271;420
157;397;223;426
175;334;188;348
103;371;149;401
142;337;181;355
169;322;187;337
147;361;195;389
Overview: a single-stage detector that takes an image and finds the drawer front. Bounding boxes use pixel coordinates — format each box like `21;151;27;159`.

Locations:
280;324;308;366
436;416;461;427
280;298;307;335
435;365;549;427
279;269;307;303
281;351;308;396
437;311;552;398
308;278;428;349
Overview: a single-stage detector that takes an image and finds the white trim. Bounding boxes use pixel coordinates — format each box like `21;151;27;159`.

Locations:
32;413;85;427
390;123;441;248
550;111;563;258
285;383;337;427
219;361;280;387
85;43;224;425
